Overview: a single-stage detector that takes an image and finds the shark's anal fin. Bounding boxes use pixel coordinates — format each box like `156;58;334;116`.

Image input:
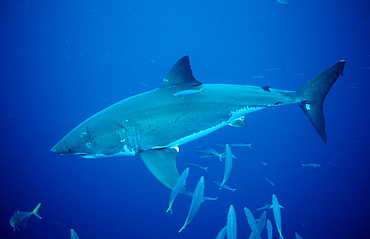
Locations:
140;148;182;190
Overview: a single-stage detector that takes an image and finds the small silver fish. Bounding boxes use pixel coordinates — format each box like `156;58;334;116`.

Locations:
184;163;209;172
174;87;204;97
71;228;80;239
227;205;237;239
194;146;223;161
221;144;233;187
271;194;284;239
267;219;273;239
184;191;218;202
179;176;205;233
248;211;266;239
244;206;262;239
216;226;227;239
277;0;288;5
10;203;42;233
214;181;237;193
265;178;275;186
167;168;189;213
256;203;271;211
302;163;321;168
256;211;267;235
228;143;252;148
295;232;303;239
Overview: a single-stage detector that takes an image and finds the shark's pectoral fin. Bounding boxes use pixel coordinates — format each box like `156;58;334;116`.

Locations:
140;148;181;190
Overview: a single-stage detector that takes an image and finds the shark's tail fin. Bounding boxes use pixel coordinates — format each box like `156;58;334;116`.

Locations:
294;60;345;143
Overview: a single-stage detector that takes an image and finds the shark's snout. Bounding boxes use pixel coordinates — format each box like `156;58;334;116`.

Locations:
51;141;70;155
50;144;62;154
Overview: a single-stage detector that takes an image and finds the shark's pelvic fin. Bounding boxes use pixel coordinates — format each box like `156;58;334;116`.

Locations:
295;60;345;143
160;56;202;90
140;148;183;191
229;117;248;127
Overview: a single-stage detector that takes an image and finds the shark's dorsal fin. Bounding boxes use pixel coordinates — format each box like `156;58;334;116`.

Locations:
140;148;184;191
160;56;202;90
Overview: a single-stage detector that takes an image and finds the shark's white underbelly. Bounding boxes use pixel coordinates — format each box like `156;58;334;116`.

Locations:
165;121;228;148
163;106;265;149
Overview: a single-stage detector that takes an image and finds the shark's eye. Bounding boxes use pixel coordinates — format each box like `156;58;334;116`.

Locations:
68;149;72;152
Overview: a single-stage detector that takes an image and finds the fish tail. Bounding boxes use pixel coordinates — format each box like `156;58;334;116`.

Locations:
219;181;225;190
218;153;224;161
294;60;345;143
165;204;173;214
279;230;284;239
32;203;42;219
178;222;188;233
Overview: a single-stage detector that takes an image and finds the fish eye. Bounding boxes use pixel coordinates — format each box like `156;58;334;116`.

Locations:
68;149;72;152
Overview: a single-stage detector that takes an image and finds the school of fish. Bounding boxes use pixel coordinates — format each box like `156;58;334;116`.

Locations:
10;143;312;238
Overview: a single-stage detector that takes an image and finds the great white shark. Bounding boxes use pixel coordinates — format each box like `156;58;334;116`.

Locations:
51;56;345;190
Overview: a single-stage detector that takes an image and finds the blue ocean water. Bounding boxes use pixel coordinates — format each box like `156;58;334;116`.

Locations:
1;1;369;238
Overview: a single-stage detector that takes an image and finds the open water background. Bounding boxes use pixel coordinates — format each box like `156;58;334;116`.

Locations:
1;1;369;238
